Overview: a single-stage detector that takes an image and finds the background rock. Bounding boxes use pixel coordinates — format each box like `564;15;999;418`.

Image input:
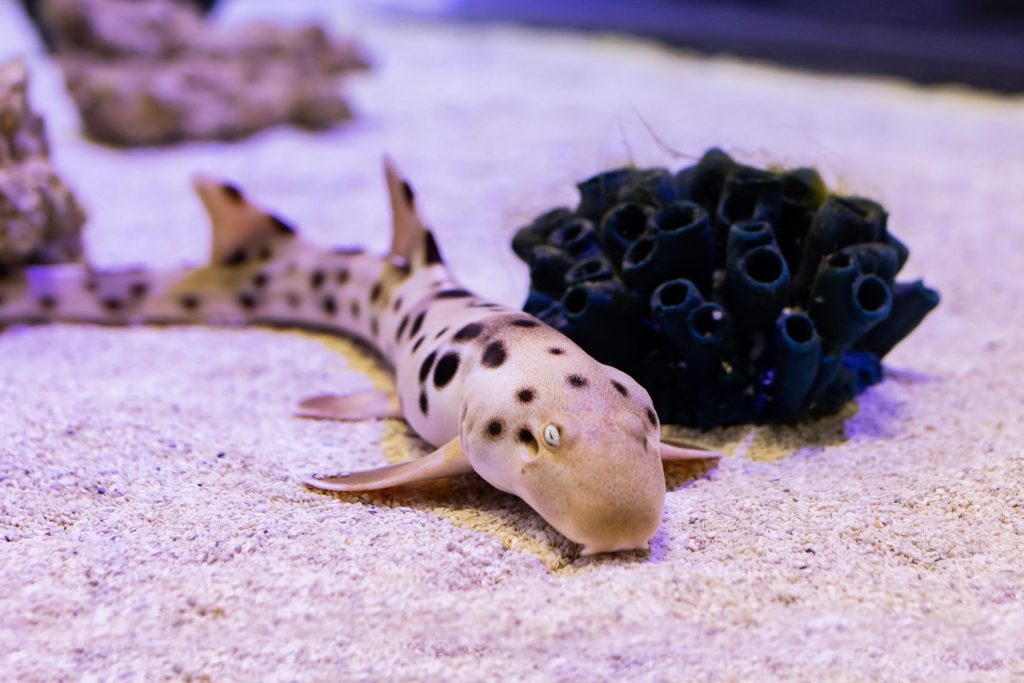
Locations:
39;0;369;146
0;59;85;269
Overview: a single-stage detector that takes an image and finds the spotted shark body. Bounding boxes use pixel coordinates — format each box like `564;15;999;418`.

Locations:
0;159;719;554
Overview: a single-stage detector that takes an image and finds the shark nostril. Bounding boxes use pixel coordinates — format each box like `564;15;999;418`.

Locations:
517;428;539;458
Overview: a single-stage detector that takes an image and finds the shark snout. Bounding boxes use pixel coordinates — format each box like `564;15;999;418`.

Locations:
559;493;664;556
518;447;666;555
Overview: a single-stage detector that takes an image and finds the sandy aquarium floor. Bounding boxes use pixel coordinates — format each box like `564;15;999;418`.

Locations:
2;0;1024;680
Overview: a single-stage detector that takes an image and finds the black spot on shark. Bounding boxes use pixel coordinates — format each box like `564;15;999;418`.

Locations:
396;314;410;342
102;297;125;312
435;289;472;300
269;214;296;237
237;293;257;310
433;352;460;388
424;231;444;265
410;311;426;338
221;183;244;203
223;248;248;267
454;322;483;342
482;341;507;368
419;351;437;383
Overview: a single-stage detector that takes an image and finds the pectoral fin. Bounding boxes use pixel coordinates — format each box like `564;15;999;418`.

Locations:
659;437;723;461
295;390;402;421
304;437;472;491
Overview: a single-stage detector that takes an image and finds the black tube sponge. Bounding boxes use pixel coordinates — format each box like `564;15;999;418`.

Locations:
512;148;939;428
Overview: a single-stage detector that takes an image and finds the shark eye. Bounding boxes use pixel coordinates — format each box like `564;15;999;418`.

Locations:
543;424;561;448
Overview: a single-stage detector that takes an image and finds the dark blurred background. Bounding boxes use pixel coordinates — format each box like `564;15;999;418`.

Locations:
407;0;1024;93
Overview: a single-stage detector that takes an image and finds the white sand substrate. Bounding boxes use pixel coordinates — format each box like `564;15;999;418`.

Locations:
1;1;1023;680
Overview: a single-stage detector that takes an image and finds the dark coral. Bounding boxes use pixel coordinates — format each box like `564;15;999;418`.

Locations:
513;149;940;429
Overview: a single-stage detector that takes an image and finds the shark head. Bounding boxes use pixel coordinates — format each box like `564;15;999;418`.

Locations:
460;337;668;555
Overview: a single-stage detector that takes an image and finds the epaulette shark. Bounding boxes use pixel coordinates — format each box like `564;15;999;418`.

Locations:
0;158;721;555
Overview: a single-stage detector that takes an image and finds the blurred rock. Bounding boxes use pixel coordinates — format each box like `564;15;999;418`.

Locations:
39;0;370;146
0;60;86;269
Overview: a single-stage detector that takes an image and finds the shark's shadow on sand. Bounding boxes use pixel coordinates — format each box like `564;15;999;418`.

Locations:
306;421;590;571
306;368;932;571
306;419;723;572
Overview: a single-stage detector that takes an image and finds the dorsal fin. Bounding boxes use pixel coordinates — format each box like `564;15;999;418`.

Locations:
383;156;443;267
192;174;296;264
